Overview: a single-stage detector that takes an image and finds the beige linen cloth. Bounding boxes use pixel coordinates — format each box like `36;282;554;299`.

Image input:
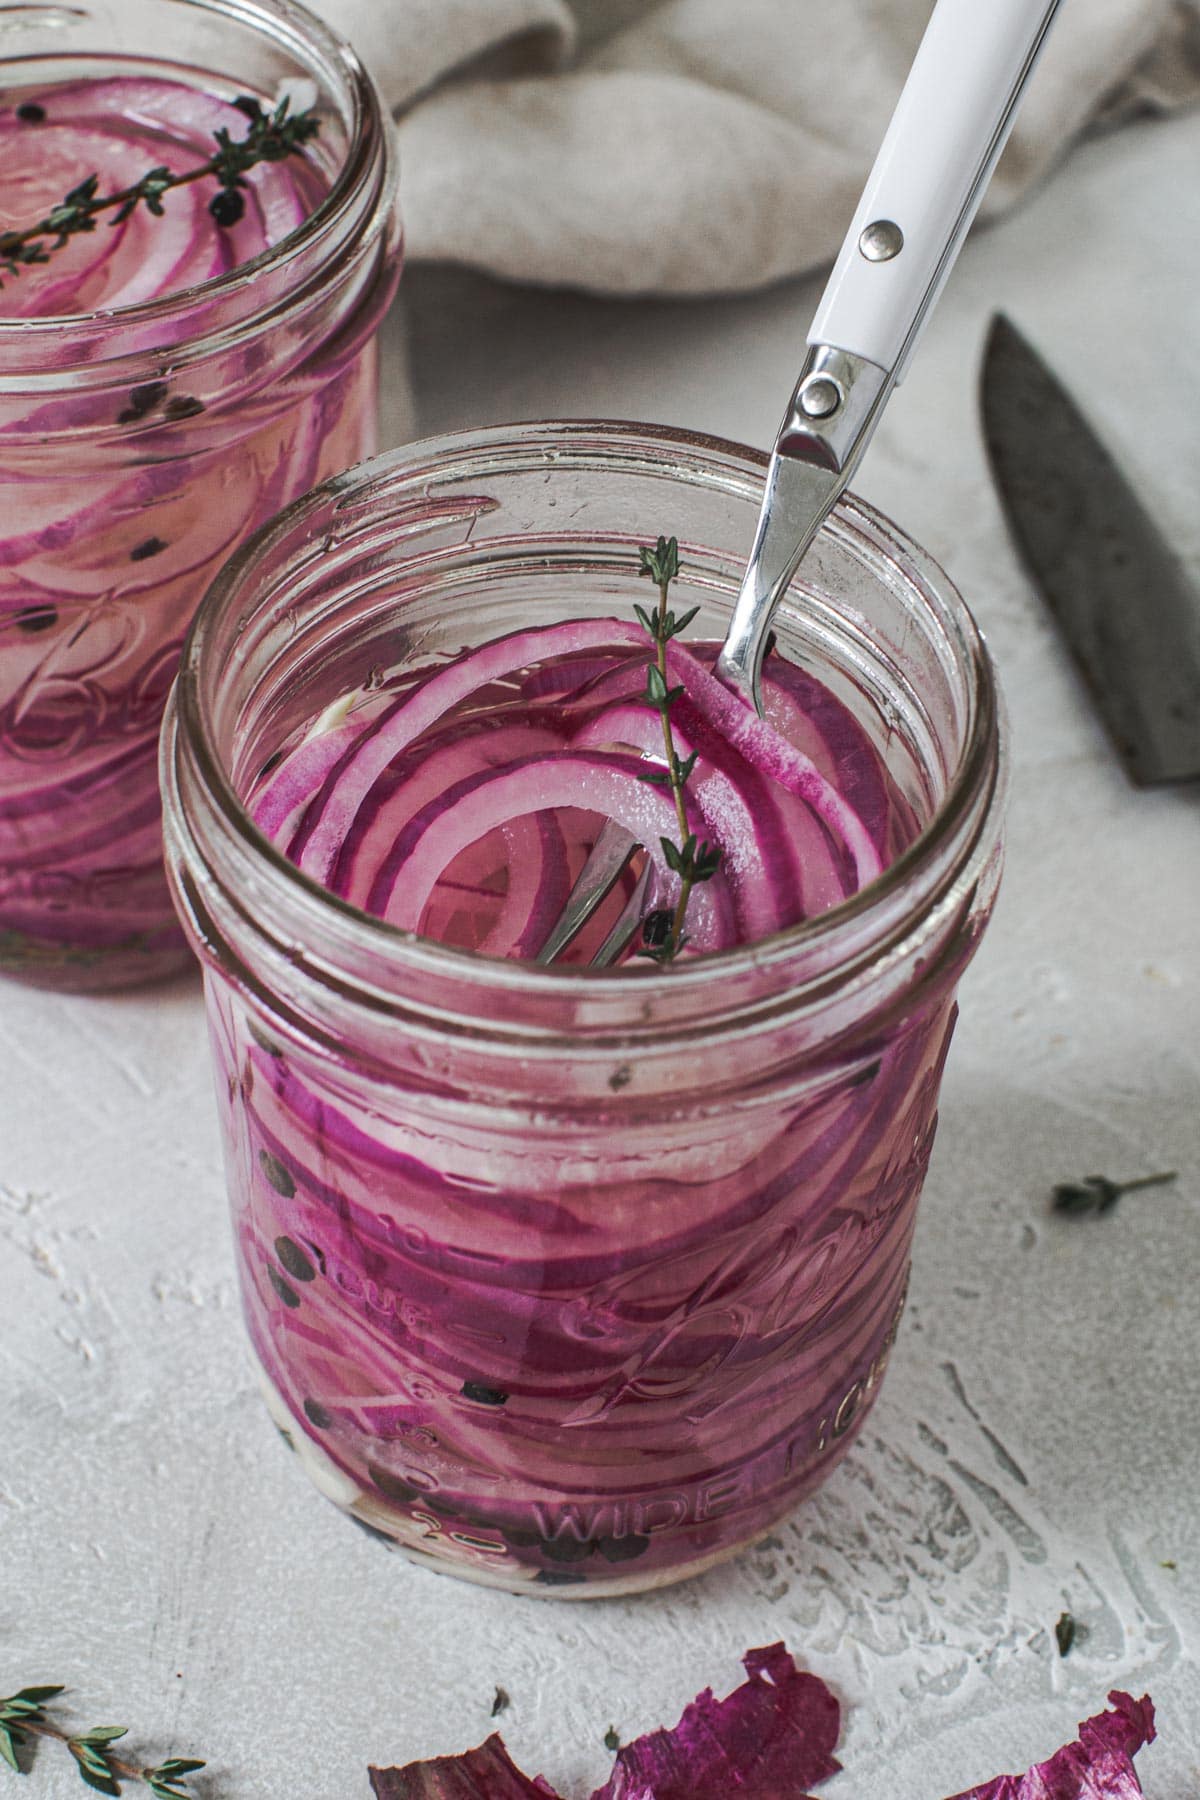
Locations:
315;0;1200;295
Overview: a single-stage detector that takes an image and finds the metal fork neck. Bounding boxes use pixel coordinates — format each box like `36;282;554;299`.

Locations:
716;343;890;710
780;343;893;469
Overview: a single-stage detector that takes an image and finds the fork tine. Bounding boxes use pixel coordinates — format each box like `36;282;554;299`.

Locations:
589;858;653;967
535;818;638;964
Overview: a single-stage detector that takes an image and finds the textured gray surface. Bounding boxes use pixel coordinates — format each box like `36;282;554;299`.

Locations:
5;107;1199;1797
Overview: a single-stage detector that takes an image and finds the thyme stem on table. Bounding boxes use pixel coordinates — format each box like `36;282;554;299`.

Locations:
0;1687;205;1797
1051;1169;1177;1218
0;94;320;287
633;535;721;962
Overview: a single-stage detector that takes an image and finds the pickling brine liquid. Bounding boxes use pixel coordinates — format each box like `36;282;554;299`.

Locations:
248;624;923;959
0;71;395;988
207;626;952;1593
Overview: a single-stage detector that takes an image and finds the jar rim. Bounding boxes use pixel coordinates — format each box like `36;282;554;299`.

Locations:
0;0;393;378
169;418;1006;1021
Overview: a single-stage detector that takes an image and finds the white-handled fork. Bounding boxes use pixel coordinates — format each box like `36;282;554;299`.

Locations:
539;0;1064;965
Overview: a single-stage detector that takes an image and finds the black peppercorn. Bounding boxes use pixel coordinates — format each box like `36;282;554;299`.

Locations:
208;188;245;228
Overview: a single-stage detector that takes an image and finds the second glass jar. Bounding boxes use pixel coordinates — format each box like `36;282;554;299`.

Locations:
0;0;401;990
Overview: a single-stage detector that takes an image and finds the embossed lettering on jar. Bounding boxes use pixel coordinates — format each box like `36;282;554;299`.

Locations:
161;424;1007;1597
0;0;401;990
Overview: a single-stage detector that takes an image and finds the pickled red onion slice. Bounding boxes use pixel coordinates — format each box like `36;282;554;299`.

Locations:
364;749;736;953
252;617;907;962
289;622;652;884
571;701;796;940
326;720;562;910
663;637;882;889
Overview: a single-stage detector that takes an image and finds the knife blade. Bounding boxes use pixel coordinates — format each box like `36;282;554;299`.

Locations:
981;313;1200;785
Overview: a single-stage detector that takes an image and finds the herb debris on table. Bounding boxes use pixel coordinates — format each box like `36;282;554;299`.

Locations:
0;95;319;287
1051;1169;1177;1217
0;1686;204;1795
368;1645;1156;1800
371;1642;838;1799
0;1654;1158;1796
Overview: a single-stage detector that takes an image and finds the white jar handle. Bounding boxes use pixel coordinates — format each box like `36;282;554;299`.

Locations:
810;0;1061;379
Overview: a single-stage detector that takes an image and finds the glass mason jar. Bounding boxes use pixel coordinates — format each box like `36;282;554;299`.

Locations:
0;0;401;991
161;422;1007;1598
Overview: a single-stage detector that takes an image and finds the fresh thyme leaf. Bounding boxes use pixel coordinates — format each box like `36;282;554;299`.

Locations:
0;95;320;289
70;1740;110;1768
638;534;680;587
0;1726;21;1772
668;603;701;636
490;1687;510;1718
76;1768;120;1796
63;174;100;212
693;841;721;881
1055;1611;1076;1657
604;1725;621;1753
645;663;668;704
68;1735;122;1794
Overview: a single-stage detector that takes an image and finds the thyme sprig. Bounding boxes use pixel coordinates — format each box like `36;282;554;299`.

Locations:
0;1686;204;1796
634;536;721;962
1051;1169;1177;1218
0;94;319;286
